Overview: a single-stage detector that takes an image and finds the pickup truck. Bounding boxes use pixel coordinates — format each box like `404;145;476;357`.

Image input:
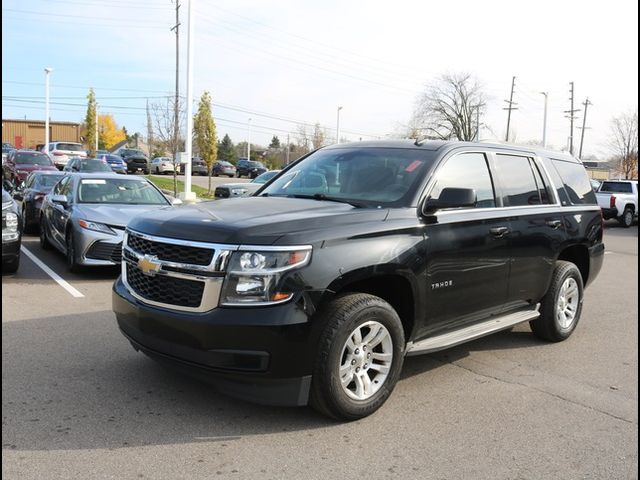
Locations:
596;179;638;228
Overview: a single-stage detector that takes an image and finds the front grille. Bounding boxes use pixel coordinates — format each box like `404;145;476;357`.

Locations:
127;232;214;265
86;241;122;263
126;263;204;308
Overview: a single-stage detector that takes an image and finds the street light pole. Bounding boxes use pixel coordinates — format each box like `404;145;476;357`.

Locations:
182;0;196;201
44;67;53;153
540;92;548;147
336;106;343;144
247;117;252;160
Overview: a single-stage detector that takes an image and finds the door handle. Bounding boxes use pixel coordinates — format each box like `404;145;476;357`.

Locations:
546;219;562;229
489;226;510;237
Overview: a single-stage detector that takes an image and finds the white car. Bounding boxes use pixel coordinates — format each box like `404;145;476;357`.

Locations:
44;142;87;170
150;157;178;174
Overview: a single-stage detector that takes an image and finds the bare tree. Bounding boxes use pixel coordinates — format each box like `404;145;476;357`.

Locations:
295;124;311;154
608;110;638;179
411;73;486;141
311;123;327;150
150;97;185;195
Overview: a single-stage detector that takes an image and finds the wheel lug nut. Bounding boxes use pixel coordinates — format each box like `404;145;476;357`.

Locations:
363;345;367;351
351;359;356;365
354;349;359;354
364;363;368;369
367;353;371;358
355;367;360;372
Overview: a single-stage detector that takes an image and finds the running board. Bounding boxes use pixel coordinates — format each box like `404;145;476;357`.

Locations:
405;305;540;356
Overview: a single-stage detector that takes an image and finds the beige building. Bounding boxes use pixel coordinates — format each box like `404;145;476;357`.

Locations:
2;119;81;150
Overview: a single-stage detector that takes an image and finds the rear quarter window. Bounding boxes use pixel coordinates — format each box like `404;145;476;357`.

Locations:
550;159;597;205
599;181;634;193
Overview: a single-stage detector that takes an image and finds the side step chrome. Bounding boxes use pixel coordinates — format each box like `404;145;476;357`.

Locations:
405;305;540;356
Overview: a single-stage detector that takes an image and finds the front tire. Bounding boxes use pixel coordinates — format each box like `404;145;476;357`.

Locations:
65;230;81;273
39;216;51;250
618;207;634;228
3;255;20;274
530;261;584;342
309;293;405;420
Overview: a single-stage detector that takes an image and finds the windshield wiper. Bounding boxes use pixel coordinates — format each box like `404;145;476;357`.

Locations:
288;193;366;208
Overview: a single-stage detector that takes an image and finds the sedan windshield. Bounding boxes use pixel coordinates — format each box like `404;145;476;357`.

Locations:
36;174;65;187
15;152;53;165
78;178;169;205
76;159;113;172
260;148;434;206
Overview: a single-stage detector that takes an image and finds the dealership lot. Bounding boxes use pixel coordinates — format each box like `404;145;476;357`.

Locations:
2;224;637;479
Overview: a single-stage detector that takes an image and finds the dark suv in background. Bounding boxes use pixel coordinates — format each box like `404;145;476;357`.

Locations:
236;158;267;178
113;140;604;420
118;149;149;174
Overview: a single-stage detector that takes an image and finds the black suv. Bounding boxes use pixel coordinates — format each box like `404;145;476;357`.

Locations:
118;149;149;174
113;140;604;420
236;158;267;178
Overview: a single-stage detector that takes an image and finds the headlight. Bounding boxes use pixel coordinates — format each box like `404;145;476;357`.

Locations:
78;219;116;235
2;212;19;241
220;247;312;305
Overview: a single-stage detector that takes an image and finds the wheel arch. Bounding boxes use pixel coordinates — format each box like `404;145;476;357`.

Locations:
323;266;420;342
557;244;590;286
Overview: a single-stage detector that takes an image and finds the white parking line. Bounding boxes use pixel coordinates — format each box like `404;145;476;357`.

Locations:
20;246;85;298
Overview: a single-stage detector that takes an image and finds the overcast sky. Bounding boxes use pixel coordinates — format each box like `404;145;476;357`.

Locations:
2;0;638;158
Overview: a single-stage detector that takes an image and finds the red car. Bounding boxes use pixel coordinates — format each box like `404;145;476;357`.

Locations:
3;150;58;185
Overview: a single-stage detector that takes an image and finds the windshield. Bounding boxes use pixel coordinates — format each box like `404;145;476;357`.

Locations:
599;181;634;193
260;148;434;206
15;152;53;165
122;149;145;156
249;161;264;168
57;143;84;151
253;171;279;184
77;159;113;172
36;174;65;187
78;178;169;205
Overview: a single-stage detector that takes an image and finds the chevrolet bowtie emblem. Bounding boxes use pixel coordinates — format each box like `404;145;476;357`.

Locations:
138;255;162;276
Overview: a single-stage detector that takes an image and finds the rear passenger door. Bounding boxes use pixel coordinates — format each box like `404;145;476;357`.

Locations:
420;151;510;337
492;153;566;311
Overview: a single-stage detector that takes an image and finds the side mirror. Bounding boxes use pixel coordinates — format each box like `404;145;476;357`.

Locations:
423;187;476;214
50;194;69;207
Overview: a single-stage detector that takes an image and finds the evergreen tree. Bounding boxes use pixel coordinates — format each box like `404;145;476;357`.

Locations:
84;88;97;157
218;134;235;162
269;135;281;149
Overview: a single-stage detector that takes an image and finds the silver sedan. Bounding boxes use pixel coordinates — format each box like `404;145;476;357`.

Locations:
39;173;178;272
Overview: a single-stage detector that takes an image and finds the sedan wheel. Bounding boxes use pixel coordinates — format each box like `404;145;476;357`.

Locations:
66;230;81;273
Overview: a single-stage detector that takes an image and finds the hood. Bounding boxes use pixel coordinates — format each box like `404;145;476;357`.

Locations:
16;165;57;173
128;196;389;245
73;203;171;228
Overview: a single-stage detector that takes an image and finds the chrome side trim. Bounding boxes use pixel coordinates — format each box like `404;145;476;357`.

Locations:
405;305;540;356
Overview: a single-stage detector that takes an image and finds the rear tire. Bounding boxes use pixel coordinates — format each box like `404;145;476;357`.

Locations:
618;207;634;228
530;261;584;342
309;293;405;421
22;204;35;234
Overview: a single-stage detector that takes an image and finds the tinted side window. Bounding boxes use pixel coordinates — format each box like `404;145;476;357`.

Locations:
430;152;496;208
551;159;597;205
529;159;552;204
495;154;543;206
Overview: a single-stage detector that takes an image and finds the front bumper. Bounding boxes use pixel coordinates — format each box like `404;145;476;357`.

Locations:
75;227;124;266
112;277;315;406
2;236;21;260
601;207;618;220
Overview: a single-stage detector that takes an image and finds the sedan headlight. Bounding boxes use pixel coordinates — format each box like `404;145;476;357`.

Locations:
2;212;19;241
220;247;312;305
78;219;116;235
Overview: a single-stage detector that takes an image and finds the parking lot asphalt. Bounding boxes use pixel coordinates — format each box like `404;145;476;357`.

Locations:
2;223;638;480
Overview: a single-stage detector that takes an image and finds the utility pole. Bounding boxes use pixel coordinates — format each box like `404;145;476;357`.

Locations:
503;76;518;142
475;106;480;141
336;106;343;144
564;82;580;156
578;97;592;159
540;92;548;147
170;0;181;196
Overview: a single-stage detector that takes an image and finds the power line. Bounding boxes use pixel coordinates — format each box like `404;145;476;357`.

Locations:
2;8;169;24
